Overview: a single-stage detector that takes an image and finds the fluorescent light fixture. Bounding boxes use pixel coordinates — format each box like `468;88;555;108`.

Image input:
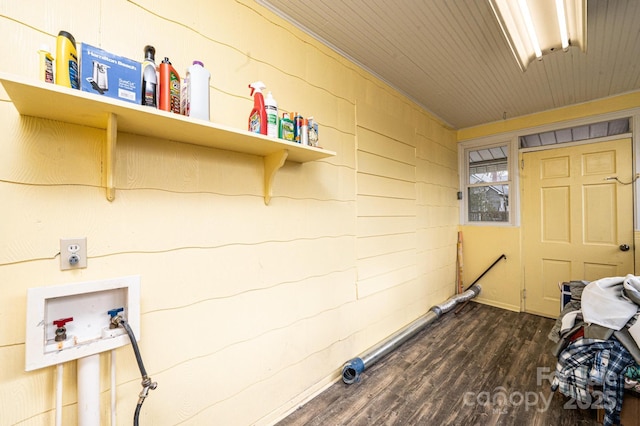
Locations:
488;0;586;71
518;0;542;59
556;0;570;50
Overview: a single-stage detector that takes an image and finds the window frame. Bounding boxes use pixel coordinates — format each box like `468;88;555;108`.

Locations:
459;136;519;226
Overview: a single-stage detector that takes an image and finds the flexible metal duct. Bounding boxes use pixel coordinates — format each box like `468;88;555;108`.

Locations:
341;284;481;384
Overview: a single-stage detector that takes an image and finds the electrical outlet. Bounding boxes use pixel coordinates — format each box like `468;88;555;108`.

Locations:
60;237;87;270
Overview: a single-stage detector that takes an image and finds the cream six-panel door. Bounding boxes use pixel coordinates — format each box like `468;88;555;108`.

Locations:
522;139;634;318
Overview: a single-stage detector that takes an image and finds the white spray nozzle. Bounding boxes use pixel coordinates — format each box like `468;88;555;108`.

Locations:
249;81;266;96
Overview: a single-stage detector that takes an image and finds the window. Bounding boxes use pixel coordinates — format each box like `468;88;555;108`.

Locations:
519;118;630;148
466;145;510;223
460;116;630;226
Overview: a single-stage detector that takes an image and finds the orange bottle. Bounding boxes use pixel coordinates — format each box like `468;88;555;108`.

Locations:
159;57;181;114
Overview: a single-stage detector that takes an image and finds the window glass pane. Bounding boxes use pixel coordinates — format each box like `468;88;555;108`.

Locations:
519;118;630;148
468;146;508;184
468;185;509;222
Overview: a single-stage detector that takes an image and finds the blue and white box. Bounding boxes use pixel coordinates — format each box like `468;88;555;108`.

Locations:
79;43;141;104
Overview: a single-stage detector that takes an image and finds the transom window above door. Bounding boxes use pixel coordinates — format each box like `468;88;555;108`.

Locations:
519;118;630;148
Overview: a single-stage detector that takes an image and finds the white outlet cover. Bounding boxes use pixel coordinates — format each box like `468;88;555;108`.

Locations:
60;237;87;270
25;275;140;371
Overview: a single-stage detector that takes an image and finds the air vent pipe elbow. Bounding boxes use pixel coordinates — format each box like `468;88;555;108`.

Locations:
341;284;481;384
430;283;481;317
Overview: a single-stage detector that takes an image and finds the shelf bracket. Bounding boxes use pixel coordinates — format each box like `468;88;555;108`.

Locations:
104;113;117;201
263;150;288;205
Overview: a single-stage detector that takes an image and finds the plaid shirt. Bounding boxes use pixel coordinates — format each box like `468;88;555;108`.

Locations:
552;337;634;426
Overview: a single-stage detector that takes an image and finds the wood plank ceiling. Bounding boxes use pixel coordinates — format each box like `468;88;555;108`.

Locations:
256;0;640;130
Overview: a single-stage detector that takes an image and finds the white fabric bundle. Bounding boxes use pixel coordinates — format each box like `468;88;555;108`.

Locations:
581;275;639;331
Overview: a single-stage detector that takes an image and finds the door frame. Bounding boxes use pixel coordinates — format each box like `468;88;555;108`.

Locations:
458;108;640;313
519;138;635;317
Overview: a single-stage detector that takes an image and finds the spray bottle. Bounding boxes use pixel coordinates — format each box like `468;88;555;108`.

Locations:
265;91;278;138
248;81;267;135
141;45;157;107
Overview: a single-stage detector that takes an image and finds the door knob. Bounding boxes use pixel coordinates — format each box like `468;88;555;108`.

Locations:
620;244;630;252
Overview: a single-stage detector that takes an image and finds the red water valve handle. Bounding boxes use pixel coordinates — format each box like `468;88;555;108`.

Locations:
53;317;73;328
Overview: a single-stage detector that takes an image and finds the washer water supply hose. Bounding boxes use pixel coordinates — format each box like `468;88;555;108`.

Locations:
110;314;157;426
341;284;482;384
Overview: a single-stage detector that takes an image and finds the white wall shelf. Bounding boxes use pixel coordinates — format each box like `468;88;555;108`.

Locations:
0;72;336;204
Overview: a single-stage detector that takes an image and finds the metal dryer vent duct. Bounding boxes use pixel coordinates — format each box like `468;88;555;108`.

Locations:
341;284;482;384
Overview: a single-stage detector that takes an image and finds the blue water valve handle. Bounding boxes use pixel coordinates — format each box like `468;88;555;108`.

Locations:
108;307;124;318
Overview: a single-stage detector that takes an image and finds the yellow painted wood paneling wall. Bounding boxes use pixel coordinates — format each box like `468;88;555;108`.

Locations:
457;91;640;142
458;226;521;312
0;1;458;424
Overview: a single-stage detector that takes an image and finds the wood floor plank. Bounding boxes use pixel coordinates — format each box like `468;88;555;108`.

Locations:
277;303;600;426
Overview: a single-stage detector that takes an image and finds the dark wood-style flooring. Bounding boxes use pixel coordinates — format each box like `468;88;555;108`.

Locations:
277;302;600;426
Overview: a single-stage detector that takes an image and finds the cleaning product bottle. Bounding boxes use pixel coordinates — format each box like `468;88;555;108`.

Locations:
265;91;278;138
141;45;157;107
279;112;294;141
159;57;181;114
248;81;267;135
55;31;79;89
293;112;303;143
184;61;210;120
38;44;54;84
